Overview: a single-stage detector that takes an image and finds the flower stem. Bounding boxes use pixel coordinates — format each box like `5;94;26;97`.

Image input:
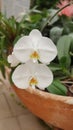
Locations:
41;2;73;32
61;81;73;84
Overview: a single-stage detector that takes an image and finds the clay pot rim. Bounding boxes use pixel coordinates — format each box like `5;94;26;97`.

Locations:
13;85;73;105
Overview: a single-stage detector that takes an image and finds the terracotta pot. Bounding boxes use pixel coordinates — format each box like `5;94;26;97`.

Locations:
13;85;73;130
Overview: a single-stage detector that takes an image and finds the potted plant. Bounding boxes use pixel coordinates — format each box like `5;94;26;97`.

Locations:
0;0;73;129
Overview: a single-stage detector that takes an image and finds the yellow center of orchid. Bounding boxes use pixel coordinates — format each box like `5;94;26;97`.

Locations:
30;51;39;62
29;77;38;87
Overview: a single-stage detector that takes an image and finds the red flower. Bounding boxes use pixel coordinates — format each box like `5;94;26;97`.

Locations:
57;0;73;17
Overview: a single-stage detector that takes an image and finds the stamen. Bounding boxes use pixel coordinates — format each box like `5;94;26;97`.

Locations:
30;51;39;62
29;77;38;88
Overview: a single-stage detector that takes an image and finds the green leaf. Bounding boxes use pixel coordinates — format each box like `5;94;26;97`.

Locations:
60;56;71;69
57;35;71;59
57;35;72;68
50;26;63;43
8;16;17;34
69;33;73;52
0;58;9;67
49;63;62;71
0;36;5;51
62;18;73;34
47;80;67;96
30;14;42;23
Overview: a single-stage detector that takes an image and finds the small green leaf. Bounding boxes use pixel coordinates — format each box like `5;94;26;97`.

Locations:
50;26;63;43
57;35;71;59
63;18;73;33
0;36;5;52
69;33;73;52
30;14;42;23
47;80;67;96
60;56;71;69
0;58;9;67
49;63;62;71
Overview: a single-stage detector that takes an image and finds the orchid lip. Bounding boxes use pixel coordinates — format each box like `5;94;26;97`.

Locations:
29;77;38;87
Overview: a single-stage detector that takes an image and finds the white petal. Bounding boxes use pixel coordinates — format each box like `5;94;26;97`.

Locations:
12;64;31;89
37;37;57;63
13;36;33;63
14;49;33;63
35;64;53;90
8;53;20;67
29;29;42;49
29;29;42;41
12;61;38;89
24;60;37;76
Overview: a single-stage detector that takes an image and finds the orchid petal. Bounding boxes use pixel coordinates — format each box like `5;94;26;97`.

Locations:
8;53;20;67
12;61;38;89
35;64;53;90
12;64;31;89
37;37;57;64
29;29;42;49
25;60;38;75
13;36;33;63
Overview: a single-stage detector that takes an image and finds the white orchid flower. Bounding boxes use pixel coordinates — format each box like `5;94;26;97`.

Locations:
13;29;57;64
8;52;20;67
12;61;53;90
